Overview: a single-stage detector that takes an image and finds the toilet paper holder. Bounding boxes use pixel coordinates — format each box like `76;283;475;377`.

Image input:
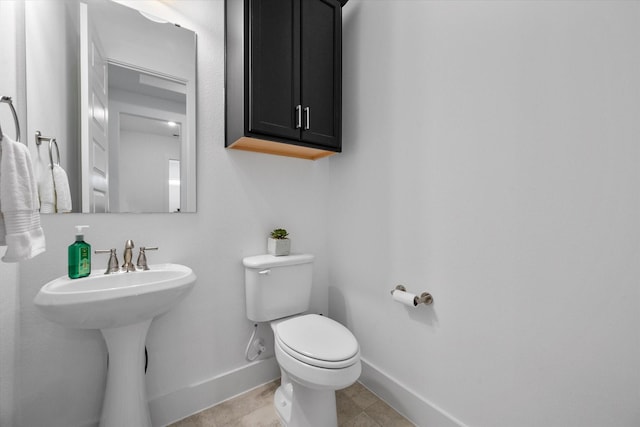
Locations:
390;285;434;306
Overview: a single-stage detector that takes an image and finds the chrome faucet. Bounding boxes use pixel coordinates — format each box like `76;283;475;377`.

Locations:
122;240;136;272
95;240;154;274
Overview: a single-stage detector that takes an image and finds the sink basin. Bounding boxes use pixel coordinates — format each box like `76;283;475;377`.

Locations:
34;263;196;427
34;263;196;329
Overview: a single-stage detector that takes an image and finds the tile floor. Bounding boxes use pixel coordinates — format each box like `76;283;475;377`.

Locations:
169;380;414;427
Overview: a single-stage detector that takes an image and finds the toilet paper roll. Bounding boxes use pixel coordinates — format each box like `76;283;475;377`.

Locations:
392;289;417;307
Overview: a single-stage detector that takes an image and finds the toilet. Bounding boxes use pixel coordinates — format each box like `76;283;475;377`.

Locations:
243;254;361;427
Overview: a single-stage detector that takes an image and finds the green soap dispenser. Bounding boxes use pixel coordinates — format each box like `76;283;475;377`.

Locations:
69;225;91;279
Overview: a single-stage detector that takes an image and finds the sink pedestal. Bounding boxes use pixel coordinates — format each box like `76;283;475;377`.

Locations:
33;264;197;426
100;320;152;427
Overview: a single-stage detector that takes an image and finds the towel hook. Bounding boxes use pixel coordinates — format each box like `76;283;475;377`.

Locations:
1;96;21;143
35;131;61;168
49;139;60;167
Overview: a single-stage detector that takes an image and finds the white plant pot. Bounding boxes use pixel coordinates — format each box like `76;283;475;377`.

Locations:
268;238;290;256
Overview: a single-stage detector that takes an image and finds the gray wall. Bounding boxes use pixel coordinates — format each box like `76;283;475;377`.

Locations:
330;1;640;426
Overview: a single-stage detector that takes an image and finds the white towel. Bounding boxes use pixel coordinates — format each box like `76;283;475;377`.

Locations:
38;166;56;214
38;164;71;213
0;133;46;262
52;164;71;213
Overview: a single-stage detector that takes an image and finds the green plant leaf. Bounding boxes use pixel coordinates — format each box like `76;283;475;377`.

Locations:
270;228;289;239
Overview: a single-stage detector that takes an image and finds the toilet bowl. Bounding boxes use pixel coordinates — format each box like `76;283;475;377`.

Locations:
271;314;361;427
242;254;361;427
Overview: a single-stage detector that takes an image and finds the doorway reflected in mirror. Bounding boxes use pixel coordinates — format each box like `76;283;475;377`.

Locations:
24;0;197;213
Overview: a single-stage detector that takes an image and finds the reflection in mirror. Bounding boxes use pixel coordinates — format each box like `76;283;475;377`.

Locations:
108;64;186;213
118;114;182;213
24;0;196;213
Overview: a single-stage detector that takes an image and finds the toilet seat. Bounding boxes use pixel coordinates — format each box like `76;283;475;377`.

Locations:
274;314;360;369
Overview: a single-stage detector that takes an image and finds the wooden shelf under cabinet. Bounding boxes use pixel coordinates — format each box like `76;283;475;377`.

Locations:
228;137;337;161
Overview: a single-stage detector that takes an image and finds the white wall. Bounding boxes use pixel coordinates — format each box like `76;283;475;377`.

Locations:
96;0;195;83
15;1;330;426
118;130;180;212
0;2;24;426
11;1;640;427
330;1;640;426
24;0;81;209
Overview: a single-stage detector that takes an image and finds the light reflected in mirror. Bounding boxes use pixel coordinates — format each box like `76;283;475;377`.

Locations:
24;0;196;213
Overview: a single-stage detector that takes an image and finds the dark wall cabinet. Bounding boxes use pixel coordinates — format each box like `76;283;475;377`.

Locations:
226;0;343;160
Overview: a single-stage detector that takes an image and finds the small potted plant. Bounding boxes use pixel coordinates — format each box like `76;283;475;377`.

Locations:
268;228;290;256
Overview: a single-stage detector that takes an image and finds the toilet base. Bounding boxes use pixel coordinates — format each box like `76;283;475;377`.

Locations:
274;385;291;425
274;377;338;427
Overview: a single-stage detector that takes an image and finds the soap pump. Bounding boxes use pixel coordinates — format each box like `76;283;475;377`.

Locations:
69;225;91;279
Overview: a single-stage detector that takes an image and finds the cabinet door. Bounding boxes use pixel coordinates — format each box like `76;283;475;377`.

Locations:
247;0;301;140
300;0;341;148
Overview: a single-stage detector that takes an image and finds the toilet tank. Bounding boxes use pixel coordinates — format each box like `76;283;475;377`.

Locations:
243;254;314;322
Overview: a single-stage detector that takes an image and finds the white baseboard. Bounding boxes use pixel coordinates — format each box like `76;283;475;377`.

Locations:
149;357;280;427
359;357;467;427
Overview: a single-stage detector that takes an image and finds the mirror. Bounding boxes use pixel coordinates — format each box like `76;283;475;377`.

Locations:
24;0;196;213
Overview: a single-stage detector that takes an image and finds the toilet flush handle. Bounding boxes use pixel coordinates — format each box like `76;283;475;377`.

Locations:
258;269;271;275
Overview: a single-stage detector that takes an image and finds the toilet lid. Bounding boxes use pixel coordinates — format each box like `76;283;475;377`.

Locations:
275;314;359;363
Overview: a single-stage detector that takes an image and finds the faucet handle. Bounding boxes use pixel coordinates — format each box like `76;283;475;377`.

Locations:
136;246;158;271
94;249;119;274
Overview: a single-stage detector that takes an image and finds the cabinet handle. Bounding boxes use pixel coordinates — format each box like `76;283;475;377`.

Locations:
295;105;302;129
304;107;310;130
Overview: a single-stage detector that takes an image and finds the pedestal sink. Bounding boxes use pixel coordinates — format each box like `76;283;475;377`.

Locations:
34;263;196;427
